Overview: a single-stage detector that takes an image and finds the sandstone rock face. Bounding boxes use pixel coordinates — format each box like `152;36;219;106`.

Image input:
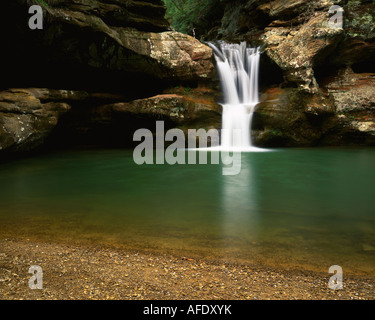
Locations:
112;30;214;80
204;0;375;147
252;67;375;147
109;88;222;130
320;68;375;145
0;0;217;156
252;87;335;146
5;0;214;87
37;0;170;32
262;11;344;92
2;0;375;155
0;87;222;154
0;89;71;155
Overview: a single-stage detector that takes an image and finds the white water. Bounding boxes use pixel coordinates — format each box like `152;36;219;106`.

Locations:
209;41;266;152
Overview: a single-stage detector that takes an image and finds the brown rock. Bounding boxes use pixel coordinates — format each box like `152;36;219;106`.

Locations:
319;68;375;145
262;11;344;92
4;0;214;90
252;86;335;147
0;89;71;154
109;88;222;131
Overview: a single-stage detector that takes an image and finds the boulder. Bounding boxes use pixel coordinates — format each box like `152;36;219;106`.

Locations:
111;30;214;80
108;88;222;131
262;11;344;92
252;87;335;147
319;68;375;145
252;68;375;147
0;89;71;155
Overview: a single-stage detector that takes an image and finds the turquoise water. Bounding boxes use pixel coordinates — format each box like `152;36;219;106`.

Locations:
1;148;375;276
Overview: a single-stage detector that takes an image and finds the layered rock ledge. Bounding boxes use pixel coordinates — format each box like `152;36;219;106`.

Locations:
202;0;375;147
0;87;221;155
0;0;217;156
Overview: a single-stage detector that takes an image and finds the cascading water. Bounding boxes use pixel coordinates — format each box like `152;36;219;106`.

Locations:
209;41;264;151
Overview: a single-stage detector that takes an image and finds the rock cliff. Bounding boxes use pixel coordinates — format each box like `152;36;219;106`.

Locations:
0;0;218;156
1;0;374;156
204;0;375;146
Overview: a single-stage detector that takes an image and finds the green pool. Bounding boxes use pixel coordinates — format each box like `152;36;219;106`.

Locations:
1;147;375;276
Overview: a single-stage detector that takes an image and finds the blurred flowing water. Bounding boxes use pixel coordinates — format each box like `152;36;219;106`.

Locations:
209;41;261;150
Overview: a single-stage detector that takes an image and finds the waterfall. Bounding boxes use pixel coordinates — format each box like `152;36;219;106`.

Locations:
209;41;263;152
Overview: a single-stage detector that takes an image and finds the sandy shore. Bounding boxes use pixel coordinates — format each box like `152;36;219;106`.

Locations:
0;238;374;300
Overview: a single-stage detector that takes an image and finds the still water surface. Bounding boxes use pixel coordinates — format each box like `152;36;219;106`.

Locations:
1;148;374;276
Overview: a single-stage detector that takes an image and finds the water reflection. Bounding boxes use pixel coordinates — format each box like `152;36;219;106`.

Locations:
220;153;260;260
218;149;375;273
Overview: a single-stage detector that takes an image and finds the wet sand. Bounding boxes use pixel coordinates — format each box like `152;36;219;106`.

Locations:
0;238;374;300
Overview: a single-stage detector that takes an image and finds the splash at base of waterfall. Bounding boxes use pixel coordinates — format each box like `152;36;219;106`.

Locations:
202;107;267;152
218;103;266;152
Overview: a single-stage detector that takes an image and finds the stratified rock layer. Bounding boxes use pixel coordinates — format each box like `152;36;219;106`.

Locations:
1;0;375;155
0;89;71;154
204;0;375;146
0;0;217;156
